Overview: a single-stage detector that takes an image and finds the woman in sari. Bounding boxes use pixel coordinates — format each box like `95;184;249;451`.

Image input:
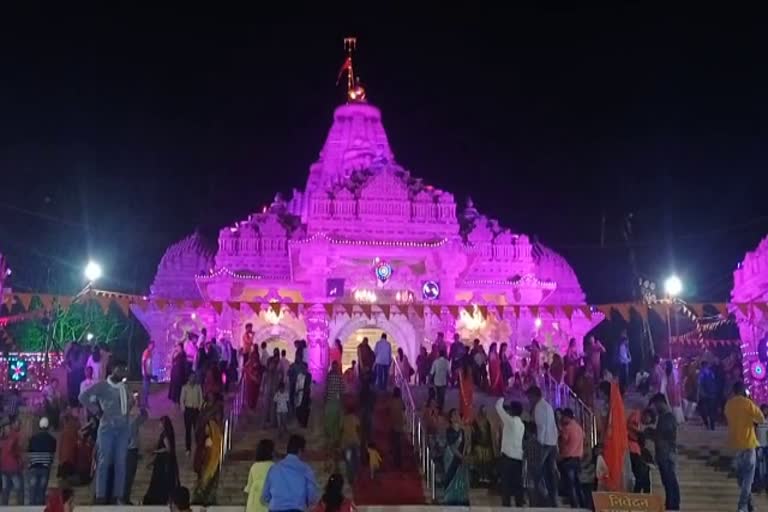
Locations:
245;349;263;411
143;416;180;504
193;419;223;506
324;361;344;461
488;343;504;396
564;338;580;387
471;405;495;486
458;356;474;423
586;336;606;380
550;353;564;385
393;347;413;385
168;342;187;404
443;409;470;505
499;343;513;389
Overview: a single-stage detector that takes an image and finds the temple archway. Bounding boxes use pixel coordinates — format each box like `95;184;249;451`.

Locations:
252;323;301;361
329;314;419;368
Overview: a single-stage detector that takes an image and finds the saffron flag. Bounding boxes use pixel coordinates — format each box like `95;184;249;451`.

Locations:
336;57;352;84
603;381;629;492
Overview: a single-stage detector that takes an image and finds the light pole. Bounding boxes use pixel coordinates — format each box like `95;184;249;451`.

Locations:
664;275;683;359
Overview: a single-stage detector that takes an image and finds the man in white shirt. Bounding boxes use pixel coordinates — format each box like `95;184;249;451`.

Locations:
526;385;559;507
374;334;392;391
495;398;525;507
429;350;450;411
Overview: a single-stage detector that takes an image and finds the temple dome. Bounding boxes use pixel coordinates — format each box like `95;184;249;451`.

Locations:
732;235;768;303
533;243;586;304
150;231;215;299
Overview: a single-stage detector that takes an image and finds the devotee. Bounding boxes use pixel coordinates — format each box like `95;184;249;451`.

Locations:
430;349;450;411
260;342;270;367
597;380;632;491
184;332;199;372
0;418;24;505
274;382;290;436
564;338;580;388
526;339;542;377
279;349;290;384
245;440;274;512
171;486;193;512
458;356;474;422
180;374;203;455
358;369;375;448
141;340;155;408
27;417;56;505
724;381;765;512
434;332;447;355
374;333;392;391
586;336;605;381
664;361;685;424
645;392;680;511
78;360;132;505
324;361;345;459
558;408;586;508
124;405;148;504
617;332;632;392
193;409;223;505
56;412;80;485
87;345;106;382
343;360;357;388
471;339;488;389
340;404;360;485
217;337;233;377
393;347;413;384
143;415;180;505
649;355;664;396
449;333;465;386
356;337;375;382
416;346;430;385
262;349;281;426
245;348;263;411
261;435;319;511
470;405;495;486
499;342;513;388
627;409;651;494
389;387;405;469
294;357;313;428
697;360;718;430
45;487;75;512
443;408;470;505
330;338;343;369
65;341;87;407
488;342;503;395
169;342;188;404
526;385;559;507
312;473;354;512
495;398;525;507
242;324;255;355
367;442;382;480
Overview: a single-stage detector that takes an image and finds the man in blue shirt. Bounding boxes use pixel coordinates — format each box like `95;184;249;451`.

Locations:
261;435;319;512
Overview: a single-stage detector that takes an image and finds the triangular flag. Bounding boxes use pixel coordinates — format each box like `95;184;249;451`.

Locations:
323;304;335;318
132;297;149;311
615;304;633;322
543;305;556;316
58;295;73;311
210;301;222;315
689;303;705;319
360;304;372;318
478;305;488;319
597;305;612;320
512;305;521;318
227;301;241;311
498;305;506;318
755;302;768;317
96;295;112;314
269;302;281;316
426;305;439;317
579;305;592;320
39;294;54;311
115;298;130;317
2;293;14;310
17;294;32;311
635;305;649;322
735;303;751;318
529;305;539;318
561;305;573;320
174;299;187;309
381;304;391;319
247;302;261;314
286;303;300;317
342;304;354;317
447;305;459;319
191;300;203;309
413;305;425;318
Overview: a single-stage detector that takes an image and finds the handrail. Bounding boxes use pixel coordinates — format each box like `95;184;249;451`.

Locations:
541;376;598;448
220;371;245;475
393;360;437;502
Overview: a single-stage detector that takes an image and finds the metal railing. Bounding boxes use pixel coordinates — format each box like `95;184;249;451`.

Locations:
541;376;598;448
393;361;437;502
220;373;245;473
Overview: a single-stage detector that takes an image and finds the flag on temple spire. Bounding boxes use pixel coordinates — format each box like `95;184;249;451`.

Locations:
336;56;352;85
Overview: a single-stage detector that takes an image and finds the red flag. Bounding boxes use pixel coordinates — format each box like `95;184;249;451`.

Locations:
336;57;351;85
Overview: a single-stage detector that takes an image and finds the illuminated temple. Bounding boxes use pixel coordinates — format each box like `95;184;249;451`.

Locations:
132;48;601;380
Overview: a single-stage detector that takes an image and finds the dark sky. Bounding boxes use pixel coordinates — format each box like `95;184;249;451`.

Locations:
1;6;767;303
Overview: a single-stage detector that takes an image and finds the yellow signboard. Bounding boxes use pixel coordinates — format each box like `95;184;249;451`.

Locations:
593;492;664;512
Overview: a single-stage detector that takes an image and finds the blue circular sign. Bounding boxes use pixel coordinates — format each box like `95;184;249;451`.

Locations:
422;280;440;300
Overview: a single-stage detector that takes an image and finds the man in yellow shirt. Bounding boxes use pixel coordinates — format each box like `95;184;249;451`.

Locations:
724;382;766;512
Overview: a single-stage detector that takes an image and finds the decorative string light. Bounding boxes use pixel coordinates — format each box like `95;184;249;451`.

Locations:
0;352;63;391
463;274;557;290
195;268;265;281
289;232;449;248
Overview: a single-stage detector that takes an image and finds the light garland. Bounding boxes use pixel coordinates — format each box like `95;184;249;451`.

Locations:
195;268;264;281
462;273;558;290
289;231;449;248
0;352;63;391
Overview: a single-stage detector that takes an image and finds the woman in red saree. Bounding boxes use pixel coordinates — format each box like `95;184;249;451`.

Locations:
458;357;474;423
488;342;504;396
602;380;631;491
244;348;263;410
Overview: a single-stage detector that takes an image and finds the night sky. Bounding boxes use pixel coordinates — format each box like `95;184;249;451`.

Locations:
1;7;767;303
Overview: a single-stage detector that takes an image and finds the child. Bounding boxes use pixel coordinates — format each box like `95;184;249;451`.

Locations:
367;442;382;480
273;382;289;436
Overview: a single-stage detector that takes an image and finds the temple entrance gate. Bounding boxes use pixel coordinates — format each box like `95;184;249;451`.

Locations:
329;313;420;368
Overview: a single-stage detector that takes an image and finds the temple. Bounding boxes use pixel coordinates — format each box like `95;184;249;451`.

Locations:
132;52;600;380
732;235;768;398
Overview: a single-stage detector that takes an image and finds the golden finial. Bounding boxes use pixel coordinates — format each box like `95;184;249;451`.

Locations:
337;37;366;102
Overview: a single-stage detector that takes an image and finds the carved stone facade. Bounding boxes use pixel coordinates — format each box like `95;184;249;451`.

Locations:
134;100;599;380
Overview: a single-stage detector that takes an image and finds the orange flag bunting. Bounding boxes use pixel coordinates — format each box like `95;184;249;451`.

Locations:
210;301;223;315
615;304;633;322
360;304;372;318
58;295;73;311
635;305;649;322
597;305;613;320
579;305;592;320
478;305;488;319
38;294;54;311
227;301;241;311
269;302;281;316
342;304;354;317
544;305;556;316
735;303;751;318
755;302;768;316
447;305;459;319
323;304;335;318
247;302;261;314
689;303;705;319
529;306;539;318
286;303;300;317
497;305;506;318
115;299;130;317
95;295;112;314
426;305;439;317
380;304;391;320
17;294;33;311
512;305;521;318
413;305;425;318
190;300;203;309
561;305;573;320
2;294;14;310
132;297;149;312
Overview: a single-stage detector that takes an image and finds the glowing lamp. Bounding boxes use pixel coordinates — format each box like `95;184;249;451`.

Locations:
751;362;767;381
86;332;94;342
534;317;542;329
664;275;682;297
84;261;103;282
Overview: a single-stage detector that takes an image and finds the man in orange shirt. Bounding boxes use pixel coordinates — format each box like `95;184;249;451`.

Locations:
558;408;585;508
724;382;765;512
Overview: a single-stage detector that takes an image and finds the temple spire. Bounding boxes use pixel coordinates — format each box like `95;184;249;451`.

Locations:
338;37;366;102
